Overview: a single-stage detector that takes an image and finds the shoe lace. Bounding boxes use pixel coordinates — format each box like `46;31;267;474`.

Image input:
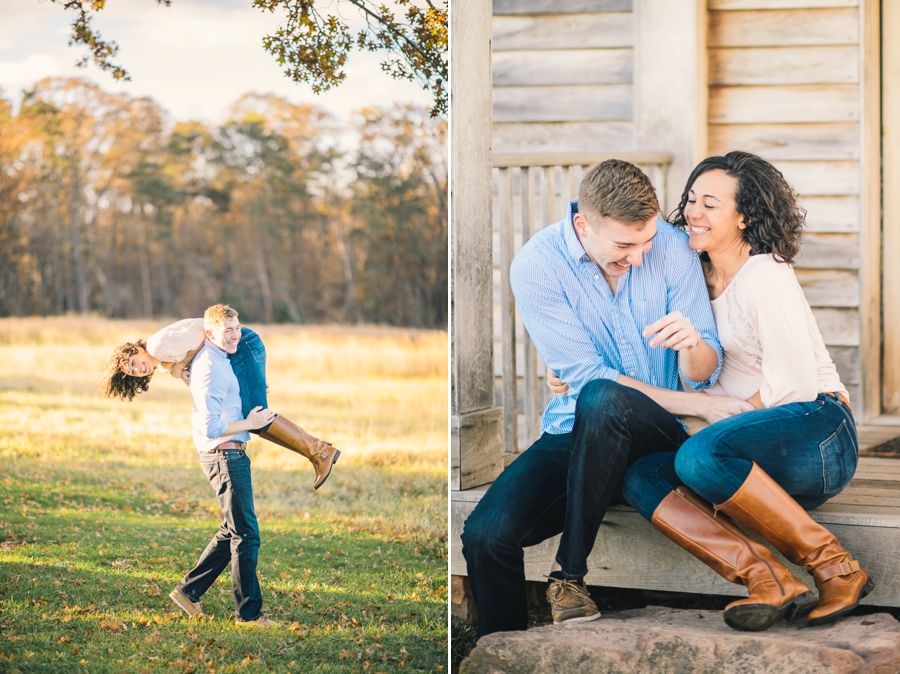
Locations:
546;576;589;602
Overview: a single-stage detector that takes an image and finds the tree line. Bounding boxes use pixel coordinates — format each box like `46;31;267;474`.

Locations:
0;77;447;327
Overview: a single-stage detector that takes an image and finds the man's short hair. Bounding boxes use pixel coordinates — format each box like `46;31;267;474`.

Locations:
204;304;239;329
578;159;660;227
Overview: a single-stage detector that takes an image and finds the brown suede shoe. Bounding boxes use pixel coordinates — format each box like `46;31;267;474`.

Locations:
546;578;601;625
169;588;202;617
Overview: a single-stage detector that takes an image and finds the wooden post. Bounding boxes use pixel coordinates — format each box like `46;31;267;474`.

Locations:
634;0;707;213
450;0;503;490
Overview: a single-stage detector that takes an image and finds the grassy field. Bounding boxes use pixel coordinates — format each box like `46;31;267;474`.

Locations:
0;317;448;673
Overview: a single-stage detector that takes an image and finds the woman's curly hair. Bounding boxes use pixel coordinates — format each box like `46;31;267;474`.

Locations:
102;339;153;401
668;151;806;264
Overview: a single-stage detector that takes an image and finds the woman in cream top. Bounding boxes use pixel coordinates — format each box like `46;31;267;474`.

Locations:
102;312;340;489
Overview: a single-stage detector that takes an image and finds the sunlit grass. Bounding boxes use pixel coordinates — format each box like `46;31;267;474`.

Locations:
0;317;448;673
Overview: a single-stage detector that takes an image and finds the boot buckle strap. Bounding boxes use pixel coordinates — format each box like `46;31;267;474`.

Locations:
813;559;860;584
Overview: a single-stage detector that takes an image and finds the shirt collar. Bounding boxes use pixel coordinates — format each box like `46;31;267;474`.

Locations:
563;199;590;263
202;340;229;361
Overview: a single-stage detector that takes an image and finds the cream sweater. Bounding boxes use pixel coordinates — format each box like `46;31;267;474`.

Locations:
145;318;205;364
705;254;848;407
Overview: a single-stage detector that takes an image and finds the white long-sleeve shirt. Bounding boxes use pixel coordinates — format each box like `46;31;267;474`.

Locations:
705;253;848;407
146;318;205;364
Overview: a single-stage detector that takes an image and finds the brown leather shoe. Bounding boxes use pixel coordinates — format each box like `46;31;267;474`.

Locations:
259;416;341;489
169;588;202;617
716;463;874;627
652;488;816;632
546;578;601;625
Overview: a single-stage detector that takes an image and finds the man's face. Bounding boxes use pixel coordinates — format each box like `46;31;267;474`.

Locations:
573;212;658;280
206;316;242;354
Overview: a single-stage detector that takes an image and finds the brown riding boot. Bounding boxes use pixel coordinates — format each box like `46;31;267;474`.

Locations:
259;416;340;490
716;463;874;627
653;488;816;631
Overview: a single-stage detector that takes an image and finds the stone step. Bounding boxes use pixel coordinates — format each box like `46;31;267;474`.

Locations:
460;606;900;674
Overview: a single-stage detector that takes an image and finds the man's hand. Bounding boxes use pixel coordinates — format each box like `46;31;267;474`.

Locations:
546;368;569;396
247;406;276;430
643;311;703;351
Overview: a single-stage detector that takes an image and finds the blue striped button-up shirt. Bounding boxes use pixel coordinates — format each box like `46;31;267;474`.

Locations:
510;200;722;436
189;341;250;453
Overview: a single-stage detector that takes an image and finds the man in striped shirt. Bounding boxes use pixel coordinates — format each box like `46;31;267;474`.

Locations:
462;160;743;635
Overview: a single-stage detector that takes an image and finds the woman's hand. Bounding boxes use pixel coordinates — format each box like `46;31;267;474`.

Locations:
180;369;191;387
546;368;569;396
168;364;184;380
695;394;756;424
247;406;276;430
643;311;703;351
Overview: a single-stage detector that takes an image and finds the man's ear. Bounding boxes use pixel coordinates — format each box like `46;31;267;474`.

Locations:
572;212;589;237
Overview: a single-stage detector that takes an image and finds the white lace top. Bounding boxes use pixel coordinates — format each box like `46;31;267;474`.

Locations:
705;254;847;407
146;318;205;364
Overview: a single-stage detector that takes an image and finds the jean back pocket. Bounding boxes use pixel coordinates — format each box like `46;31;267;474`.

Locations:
819;420;858;494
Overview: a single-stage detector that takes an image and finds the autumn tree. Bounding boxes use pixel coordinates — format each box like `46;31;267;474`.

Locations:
49;0;447;116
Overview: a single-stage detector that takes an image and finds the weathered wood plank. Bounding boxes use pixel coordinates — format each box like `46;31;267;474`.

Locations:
493;0;631;15
884;0;900;415
827;345;860;384
709;85;859;124
493;85;633;123
493;49;632;87
493;13;633;51
795;269;859;307
451;499;900;605
709;8;859;48
799;196;859;232
493;121;634;155
812;307;859;346
796;232;860;269
709;46;859;85
710;0;857;8
498;168;518;456
774;160;859;196
708;123;859;161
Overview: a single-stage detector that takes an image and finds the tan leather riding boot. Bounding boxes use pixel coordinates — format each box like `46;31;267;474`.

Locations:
259;416;340;490
716;463;874;626
653;488;816;631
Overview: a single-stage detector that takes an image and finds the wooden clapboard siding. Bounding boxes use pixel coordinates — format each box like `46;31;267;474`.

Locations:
493;85;633;123
492;7;636;155
493;49;632;86
710;0;857;10
492;122;635;155
708;8;859;46
708;123;859;160
494;0;631;13
800;196;859;232
774;161;859;196
493;13;633;51
709;46;859;85
709;85;859;124
795;233;859;268
795;269;859;306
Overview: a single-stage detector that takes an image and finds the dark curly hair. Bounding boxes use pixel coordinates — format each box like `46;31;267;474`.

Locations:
668;151;806;264
102;339;153;401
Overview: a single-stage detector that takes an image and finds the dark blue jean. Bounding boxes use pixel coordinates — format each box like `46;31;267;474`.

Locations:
176;449;263;621
461;379;688;636
228;327;272;433
622;394;859;521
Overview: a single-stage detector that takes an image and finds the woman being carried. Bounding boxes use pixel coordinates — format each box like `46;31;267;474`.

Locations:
102;314;339;489
550;151;870;631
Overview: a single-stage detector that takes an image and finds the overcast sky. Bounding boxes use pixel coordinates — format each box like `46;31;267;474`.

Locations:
0;0;431;124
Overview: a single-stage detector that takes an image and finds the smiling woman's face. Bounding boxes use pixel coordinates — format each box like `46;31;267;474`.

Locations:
126;348;157;377
684;169;746;254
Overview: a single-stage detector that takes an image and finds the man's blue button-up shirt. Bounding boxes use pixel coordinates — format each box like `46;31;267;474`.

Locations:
189;341;250;453
509;199;723;436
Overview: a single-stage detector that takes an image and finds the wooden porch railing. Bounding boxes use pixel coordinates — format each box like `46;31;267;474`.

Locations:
492;152;674;458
